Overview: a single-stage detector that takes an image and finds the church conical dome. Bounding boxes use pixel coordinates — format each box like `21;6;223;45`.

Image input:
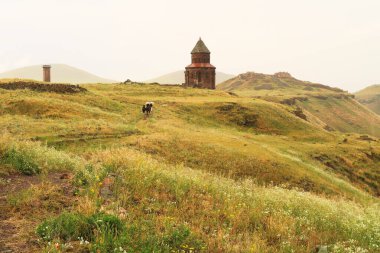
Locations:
191;38;211;54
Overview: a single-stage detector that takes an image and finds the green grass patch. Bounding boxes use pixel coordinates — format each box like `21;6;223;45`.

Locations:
36;212;125;245
37;212;204;252
2;148;40;175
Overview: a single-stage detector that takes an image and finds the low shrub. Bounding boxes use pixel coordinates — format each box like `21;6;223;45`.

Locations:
87;212;126;252
88;212;125;238
162;225;205;251
2;148;40;175
36;212;92;241
73;164;94;187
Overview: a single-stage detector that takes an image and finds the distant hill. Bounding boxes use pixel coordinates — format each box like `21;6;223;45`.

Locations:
218;71;344;94
218;71;380;137
145;70;235;85
0;64;117;84
355;85;380;115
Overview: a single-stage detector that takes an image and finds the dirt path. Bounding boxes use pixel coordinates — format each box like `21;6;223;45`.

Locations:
0;172;77;253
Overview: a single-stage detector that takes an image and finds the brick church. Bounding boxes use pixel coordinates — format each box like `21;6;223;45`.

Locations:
184;38;216;89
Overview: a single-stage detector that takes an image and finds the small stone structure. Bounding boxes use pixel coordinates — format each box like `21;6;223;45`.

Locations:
184;38;216;89
43;65;51;82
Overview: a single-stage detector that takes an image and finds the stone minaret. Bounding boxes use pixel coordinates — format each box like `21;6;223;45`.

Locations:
184;38;216;89
43;65;51;82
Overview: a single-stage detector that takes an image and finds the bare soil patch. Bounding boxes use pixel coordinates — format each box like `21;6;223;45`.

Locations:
0;172;77;253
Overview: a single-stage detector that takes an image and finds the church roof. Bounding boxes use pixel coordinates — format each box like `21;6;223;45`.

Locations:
186;63;215;69
191;38;211;54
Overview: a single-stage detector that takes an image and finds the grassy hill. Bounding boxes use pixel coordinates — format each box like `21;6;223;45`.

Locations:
355;85;380;115
0;64;117;84
0;80;379;252
145;70;235;85
218;72;380;138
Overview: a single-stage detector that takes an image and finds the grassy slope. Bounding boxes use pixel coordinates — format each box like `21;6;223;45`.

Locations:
0;81;379;252
1;137;379;252
355;85;380;115
218;72;380;138
1;83;379;198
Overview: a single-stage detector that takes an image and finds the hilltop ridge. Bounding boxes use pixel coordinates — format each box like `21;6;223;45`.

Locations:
218;71;380;137
0;64;117;84
355;84;380;115
218;71;344;93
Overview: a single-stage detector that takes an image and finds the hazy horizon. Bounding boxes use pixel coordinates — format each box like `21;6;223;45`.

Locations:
1;0;380;92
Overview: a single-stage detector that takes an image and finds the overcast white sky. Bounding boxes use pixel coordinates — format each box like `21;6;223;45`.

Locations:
1;0;380;91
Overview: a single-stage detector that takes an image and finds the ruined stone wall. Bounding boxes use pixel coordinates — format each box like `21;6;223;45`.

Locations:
274;72;293;78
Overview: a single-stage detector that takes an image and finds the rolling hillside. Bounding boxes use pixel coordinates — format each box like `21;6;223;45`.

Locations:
0;64;117;84
355;85;380;115
0;80;379;252
218;72;380;137
145;70;235;85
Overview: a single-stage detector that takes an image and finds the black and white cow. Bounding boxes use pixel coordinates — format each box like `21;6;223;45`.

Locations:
142;102;154;115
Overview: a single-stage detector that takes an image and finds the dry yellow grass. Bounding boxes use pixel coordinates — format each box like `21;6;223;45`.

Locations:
0;80;379;252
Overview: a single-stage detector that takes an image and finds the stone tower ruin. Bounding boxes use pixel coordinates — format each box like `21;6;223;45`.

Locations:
184;38;216;89
43;65;51;82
